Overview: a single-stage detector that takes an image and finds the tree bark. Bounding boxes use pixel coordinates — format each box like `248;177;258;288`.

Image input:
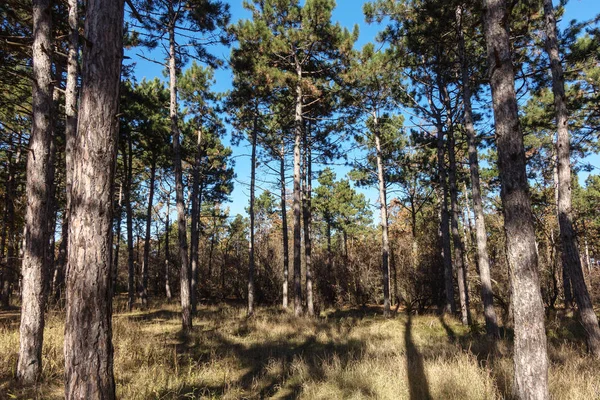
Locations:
543;0;600;356
293;65;303;317
111;181;123;295
280;143;289;309
190;128;203;314
169;19;192;332
303;122;314;316
64;0;124;395
483;0;549;397
141;160;156;308
248;117;257;316
457;3;499;338
165;199;172;301
124;134;135;311
17;0;54;383
373;112;391;317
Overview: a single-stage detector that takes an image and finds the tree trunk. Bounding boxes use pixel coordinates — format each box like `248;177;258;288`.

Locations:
17;0;54;383
124;134;135;311
543;0;600;356
169;20;192;332
436;124;455;314
248;118;257;316
111;182;123;295
293;65;303;317
373;112;391;317
141;160;156;308
64;0;123;395
280;143;289;309
483;1;549;397
165;200;172;301
190;128;203;314
303;122;314;316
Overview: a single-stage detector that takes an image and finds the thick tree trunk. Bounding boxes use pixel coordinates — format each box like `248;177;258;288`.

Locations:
124;135;135;311
280;144;289;309
436;124;455;314
141;160;156;308
293;66;303;317
553;154;573;309
190;129;203;315
17;0;54;383
64;0;123;395
458;4;499;336
169;21;192;332
303;123;314;316
373;113;391;317
248;120;257;316
483;0;549;398
543;0;600;356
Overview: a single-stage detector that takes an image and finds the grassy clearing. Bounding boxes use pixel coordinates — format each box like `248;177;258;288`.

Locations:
1;303;599;399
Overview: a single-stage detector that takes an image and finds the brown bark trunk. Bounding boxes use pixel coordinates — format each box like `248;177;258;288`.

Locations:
457;4;499;335
64;0;123;395
190;129;203;315
543;0;600;356
248;118;257;316
141;160;156;308
483;0;549;397
124;134;135;311
169;20;192;332
17;0;54;383
373;112;391;317
280;143;289;309
165;199;172;301
111;181;123;295
303;122;313;316
293;65;303;317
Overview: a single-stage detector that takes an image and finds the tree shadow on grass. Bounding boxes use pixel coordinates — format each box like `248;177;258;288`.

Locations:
405;313;432;400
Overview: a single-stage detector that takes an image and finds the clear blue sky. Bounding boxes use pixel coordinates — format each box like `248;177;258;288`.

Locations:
126;0;600;220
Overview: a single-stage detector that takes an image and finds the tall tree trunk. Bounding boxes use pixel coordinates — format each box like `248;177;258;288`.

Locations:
248;118;257;316
292;65;303;317
17;0;54;383
373;112;391;317
64;0;123;395
124;135;135;311
483;1;549;397
190;129;203;314
303;122;314;316
169;20;192;332
543;0;600;356
553;153;573;309
165;199;172;301
436;124;455;314
445;100;471;326
141;160;156;308
280;143;289;309
111;181;123;295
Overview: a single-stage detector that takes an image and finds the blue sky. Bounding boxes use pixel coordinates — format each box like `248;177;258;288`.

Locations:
126;0;600;220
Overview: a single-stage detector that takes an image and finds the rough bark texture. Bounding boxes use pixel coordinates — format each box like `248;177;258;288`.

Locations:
293;69;303;317
280;144;289;309
373;114;391;317
248;123;256;316
141;160;156;308
457;5;499;338
437;126;455;314
17;0;54;383
169;20;192;332
64;0;124;395
482;0;549;398
543;0;600;356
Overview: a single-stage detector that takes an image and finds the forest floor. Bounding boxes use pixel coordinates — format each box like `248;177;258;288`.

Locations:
1;301;599;399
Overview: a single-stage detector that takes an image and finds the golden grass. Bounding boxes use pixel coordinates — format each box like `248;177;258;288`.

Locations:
1;303;599;399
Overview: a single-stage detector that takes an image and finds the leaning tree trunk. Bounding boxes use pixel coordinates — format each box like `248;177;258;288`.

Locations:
543;0;600;356
141;159;156;308
436;123;455;315
64;0;124;395
248;118;257;316
292;65;303;317
457;4;499;338
302;122;314;316
169;20;192;332
483;0;549;398
280;143;289;309
373;112;391;317
17;0;54;383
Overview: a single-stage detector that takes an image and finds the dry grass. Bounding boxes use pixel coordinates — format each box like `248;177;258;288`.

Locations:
1;302;599;399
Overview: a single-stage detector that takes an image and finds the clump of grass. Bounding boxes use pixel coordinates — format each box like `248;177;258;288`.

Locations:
1;303;599;399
